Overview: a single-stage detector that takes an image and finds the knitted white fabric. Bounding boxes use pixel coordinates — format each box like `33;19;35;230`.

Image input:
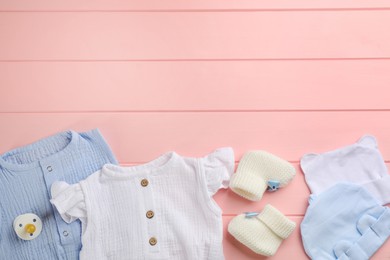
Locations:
229;151;296;201
50;148;234;260
228;204;296;256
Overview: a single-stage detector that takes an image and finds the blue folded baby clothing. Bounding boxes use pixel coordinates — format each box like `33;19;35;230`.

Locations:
301;135;390;259
0;129;117;260
301;183;390;260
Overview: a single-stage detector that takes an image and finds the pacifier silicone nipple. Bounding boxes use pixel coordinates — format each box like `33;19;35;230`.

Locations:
25;224;36;234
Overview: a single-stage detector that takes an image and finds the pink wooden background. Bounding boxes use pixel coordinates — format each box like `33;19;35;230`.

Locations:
1;0;390;258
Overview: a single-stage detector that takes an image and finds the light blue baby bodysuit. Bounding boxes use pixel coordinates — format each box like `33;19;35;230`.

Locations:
0;129;117;260
301;183;390;259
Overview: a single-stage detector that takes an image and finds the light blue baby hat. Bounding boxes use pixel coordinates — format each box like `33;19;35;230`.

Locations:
301;183;390;260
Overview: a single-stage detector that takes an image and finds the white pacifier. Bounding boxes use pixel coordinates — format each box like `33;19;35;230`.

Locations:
13;213;43;240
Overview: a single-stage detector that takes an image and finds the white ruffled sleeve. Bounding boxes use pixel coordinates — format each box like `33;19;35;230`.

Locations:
201;147;235;196
50;181;87;224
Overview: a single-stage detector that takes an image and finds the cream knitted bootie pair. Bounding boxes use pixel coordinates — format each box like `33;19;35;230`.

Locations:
228;151;296;256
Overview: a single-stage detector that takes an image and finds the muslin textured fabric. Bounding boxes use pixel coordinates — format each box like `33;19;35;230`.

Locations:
0;129;117;260
50;147;234;260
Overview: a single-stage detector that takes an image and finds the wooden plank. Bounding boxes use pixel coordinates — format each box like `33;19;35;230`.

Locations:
122;162;310;215
222;216;390;259
1;11;390;60
1;60;390;112
119;162;390;215
0;112;389;163
1;0;390;11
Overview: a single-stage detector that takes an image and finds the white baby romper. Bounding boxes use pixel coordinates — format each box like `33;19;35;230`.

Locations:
50;148;234;260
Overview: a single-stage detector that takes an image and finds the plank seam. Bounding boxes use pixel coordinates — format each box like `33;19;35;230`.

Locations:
1;8;390;12
2;110;390;113
2;58;390;62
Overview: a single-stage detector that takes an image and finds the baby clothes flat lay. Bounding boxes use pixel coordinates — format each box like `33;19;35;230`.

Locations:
0;129;117;260
6;128;379;260
50;148;234;260
300;135;390;259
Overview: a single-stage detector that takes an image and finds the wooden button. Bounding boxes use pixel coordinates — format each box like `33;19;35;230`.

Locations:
149;237;157;246
141;179;149;187
146;210;154;219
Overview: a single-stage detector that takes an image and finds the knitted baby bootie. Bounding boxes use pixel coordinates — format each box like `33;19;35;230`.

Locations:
228;204;296;256
229;151;295;201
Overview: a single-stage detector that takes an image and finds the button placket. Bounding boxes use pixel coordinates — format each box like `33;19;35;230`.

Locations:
40;159;75;245
139;174;160;253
